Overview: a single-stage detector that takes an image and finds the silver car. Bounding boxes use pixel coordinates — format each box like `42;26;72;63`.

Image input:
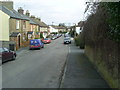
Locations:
64;37;71;44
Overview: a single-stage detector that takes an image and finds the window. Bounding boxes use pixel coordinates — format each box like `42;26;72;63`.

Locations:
16;20;20;30
23;21;26;29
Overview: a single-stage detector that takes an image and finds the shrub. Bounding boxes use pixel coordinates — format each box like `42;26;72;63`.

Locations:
74;36;80;46
74;34;85;49
35;37;40;39
40;33;43;38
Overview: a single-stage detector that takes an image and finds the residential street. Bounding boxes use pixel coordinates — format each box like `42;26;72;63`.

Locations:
2;36;69;88
0;1;119;89
2;36;111;88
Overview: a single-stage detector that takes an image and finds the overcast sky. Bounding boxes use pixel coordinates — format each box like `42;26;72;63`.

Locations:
11;0;86;25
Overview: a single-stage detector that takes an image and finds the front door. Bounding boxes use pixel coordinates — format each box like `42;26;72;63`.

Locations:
18;35;21;48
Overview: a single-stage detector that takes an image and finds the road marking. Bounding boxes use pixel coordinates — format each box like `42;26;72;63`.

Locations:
69;46;71;53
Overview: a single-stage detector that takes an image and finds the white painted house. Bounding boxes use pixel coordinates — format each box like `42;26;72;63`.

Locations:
49;26;58;33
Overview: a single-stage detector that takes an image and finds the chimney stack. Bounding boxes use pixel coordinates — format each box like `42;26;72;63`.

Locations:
18;7;24;14
36;18;41;21
0;1;13;10
31;15;36;19
26;10;30;17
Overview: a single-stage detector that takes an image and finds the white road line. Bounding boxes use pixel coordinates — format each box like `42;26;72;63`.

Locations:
69;46;71;53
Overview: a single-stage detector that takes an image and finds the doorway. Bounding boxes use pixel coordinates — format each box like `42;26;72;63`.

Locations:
18;35;21;48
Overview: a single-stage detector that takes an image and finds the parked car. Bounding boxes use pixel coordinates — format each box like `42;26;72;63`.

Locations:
42;38;51;44
64;37;71;44
64;33;70;37
29;39;44;50
0;47;17;63
51;36;56;40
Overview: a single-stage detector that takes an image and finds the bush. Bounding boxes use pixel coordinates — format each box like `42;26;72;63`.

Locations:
74;34;85;49
40;33;43;38
74;36;80;46
35;37;40;39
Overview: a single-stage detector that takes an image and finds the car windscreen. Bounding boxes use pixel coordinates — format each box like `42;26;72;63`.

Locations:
0;48;4;53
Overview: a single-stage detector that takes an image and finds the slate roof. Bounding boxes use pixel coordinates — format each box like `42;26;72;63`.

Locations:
10;32;20;37
12;10;29;21
0;5;20;19
41;22;49;27
31;18;48;27
0;5;44;26
23;15;38;25
0;5;29;20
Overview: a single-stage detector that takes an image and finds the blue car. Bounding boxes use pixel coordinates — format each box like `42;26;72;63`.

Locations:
29;39;44;50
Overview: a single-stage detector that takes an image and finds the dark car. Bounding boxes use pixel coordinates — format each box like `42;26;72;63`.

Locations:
0;47;17;63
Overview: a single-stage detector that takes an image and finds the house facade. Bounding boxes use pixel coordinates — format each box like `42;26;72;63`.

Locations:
0;8;10;41
0;6;10;48
0;1;49;50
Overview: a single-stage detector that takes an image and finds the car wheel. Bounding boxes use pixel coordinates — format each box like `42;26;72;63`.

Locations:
39;47;41;50
12;55;16;60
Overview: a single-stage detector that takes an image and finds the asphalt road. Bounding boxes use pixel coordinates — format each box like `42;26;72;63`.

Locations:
2;36;69;88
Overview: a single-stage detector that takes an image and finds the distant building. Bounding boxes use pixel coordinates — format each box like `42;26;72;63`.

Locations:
49;25;67;33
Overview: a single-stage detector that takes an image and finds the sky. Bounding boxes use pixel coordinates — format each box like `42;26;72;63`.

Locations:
11;0;86;25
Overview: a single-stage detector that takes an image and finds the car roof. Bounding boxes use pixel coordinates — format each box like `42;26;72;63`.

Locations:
30;39;41;41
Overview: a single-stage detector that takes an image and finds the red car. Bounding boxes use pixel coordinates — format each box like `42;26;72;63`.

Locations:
42;38;51;44
0;47;17;63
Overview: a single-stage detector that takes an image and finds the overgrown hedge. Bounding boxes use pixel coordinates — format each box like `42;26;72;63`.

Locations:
74;34;85;49
82;2;119;88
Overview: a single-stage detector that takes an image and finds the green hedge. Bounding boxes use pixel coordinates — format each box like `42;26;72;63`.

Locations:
74;35;85;49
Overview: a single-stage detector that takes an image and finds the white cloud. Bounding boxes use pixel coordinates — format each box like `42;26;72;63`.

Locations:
12;0;86;25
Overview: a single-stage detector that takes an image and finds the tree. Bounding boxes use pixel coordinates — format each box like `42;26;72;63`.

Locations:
58;23;66;27
102;2;120;42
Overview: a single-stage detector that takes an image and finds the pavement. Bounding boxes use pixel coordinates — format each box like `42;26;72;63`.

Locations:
61;40;110;88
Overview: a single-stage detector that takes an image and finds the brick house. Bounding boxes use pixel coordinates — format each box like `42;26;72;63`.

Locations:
30;16;49;38
25;11;39;39
0;1;30;50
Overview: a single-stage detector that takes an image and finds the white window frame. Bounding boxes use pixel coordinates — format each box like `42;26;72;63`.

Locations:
16;20;20;30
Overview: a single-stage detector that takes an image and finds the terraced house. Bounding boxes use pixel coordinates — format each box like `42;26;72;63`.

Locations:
0;1;30;50
0;1;49;50
30;15;49;38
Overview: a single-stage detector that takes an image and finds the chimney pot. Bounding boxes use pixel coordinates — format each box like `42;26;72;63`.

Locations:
26;10;30;17
18;7;24;14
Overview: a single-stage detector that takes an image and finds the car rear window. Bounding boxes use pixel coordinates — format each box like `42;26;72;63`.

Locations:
44;38;49;40
64;38;70;40
30;40;38;44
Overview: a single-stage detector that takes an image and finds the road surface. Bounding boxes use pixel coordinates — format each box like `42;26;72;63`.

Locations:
2;36;68;88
